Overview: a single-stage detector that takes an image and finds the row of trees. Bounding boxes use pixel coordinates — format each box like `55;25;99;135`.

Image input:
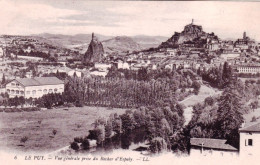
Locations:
63;73;199;108
107;66;199;82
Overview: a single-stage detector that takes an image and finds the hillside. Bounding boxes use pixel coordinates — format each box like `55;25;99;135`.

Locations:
102;36;142;53
132;35;168;49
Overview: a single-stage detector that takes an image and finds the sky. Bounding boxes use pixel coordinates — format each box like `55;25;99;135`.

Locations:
0;0;260;40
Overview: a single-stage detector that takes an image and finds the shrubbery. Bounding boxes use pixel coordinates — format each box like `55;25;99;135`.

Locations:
70;142;79;151
0;107;40;113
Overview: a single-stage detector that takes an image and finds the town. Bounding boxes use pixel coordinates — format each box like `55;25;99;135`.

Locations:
0;19;260;158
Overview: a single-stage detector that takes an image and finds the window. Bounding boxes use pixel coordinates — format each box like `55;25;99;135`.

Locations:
43;89;47;94
49;89;53;93
7;89;10;93
11;90;14;94
32;90;36;95
248;139;253;146
20;91;24;95
16;90;19;94
26;91;31;94
11;83;15;86
54;88;58;92
16;83;19;86
245;139;253;146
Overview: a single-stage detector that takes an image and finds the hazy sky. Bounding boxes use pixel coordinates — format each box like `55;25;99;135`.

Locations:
0;0;260;40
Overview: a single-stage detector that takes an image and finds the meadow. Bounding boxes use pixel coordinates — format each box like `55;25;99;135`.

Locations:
0;106;127;153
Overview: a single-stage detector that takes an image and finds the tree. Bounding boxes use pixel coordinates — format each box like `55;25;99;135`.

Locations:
204;96;214;106
1;74;5;85
73;72;77;78
137;67;149;81
81;137;90;150
149;137;167;153
87;126;105;144
250;100;258;110
120;111;136;133
222;62;233;87
71;142;79;151
216;82;244;148
192;81;201;95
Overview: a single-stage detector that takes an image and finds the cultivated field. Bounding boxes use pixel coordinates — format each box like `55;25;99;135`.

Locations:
0;106;128;153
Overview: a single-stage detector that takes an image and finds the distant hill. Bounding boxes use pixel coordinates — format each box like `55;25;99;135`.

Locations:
102;36;142;53
132;35;168;49
32;33;167;54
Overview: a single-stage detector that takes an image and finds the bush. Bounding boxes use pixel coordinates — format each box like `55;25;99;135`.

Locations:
149;137;167;153
52;129;57;135
74;137;84;143
81;138;90;150
0;107;40;113
70;142;79;151
204;97;214;106
87;126;105;144
192;81;201;95
251;116;257;122
20;136;28;143
75;100;84;107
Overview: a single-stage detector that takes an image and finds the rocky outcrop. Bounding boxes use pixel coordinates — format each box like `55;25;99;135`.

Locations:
159;20;218;48
84;33;104;63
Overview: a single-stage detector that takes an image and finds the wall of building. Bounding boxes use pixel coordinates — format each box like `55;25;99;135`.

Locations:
24;84;64;98
6;81;25;98
220;53;240;60
240;132;260;156
237;66;260;73
6;80;64;98
190;148;238;157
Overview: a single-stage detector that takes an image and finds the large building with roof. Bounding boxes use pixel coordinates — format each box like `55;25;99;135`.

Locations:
239;122;260;156
5;77;64;98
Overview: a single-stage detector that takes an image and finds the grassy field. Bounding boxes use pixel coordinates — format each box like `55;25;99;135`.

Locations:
0;106;128;153
180;85;221;107
181;84;222;125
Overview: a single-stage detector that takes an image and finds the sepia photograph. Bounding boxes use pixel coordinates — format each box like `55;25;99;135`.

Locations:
0;0;259;164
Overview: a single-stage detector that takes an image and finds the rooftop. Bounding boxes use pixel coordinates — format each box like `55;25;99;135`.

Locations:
190;138;238;151
15;77;64;87
239;122;260;133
